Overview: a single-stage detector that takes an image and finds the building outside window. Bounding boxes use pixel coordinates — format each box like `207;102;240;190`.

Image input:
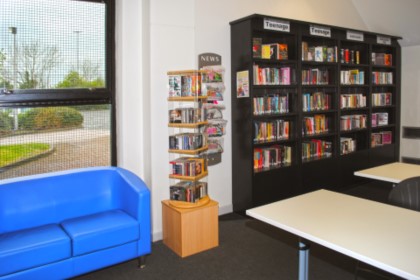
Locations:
0;0;116;180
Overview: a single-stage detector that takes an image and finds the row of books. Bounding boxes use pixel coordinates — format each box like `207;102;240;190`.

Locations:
340;69;365;85
372;112;389;127
371;131;392;147
252;38;289;60
372;52;392;66
301;42;338;62
302;114;330;135
340;114;367;131
253;93;290;115
340;93;366;109
169;133;205;150
302;92;331;112
340;137;357;155
372;71;393;85
253;65;293;85
372;92;392;107
254;120;290;143
168;108;206;124
302;68;330;85
170;157;206;177
340;49;360;64
169;181;208;203
302;139;332;160
254;133;391;161
253;145;292;171
168;74;202;97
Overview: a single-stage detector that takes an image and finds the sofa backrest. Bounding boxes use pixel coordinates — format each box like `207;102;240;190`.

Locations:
0;167;124;234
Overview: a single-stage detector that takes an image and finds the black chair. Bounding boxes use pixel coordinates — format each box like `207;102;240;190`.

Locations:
355;176;420;280
388;176;420;211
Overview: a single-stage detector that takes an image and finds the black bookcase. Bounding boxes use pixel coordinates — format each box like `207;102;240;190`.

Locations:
230;14;401;212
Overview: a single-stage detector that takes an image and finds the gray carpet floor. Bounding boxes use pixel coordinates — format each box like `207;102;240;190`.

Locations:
74;182;403;280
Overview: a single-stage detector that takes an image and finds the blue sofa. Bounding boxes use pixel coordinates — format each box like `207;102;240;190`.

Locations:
0;167;151;280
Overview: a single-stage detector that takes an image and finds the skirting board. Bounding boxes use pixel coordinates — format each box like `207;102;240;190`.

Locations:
152;203;233;242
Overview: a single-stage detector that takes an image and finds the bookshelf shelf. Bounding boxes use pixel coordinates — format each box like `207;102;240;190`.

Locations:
302;85;337;88
169;171;209;182
168;146;209;155
302;154;333;164
231;14;401;212
168;96;208;102
341;128;368;133
254;162;293;174
303;109;337;115
372;65;396;70
302;132;337;139
301;61;338;66
340;107;368;111
168;121;209;128
253;112;297;118
371;124;396;129
372;105;396;109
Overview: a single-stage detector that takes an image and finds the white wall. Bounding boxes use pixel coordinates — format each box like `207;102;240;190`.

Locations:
401;45;420;158
118;0;371;241
149;0;196;241
116;0;151;184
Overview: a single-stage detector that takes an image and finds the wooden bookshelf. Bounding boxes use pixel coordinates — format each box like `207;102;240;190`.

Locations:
164;70;219;257
230;14;401;212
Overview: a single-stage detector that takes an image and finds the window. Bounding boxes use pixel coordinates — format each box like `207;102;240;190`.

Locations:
0;0;115;180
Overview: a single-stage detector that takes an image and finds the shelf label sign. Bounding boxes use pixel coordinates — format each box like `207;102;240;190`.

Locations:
263;18;290;32
347;31;364;42
377;35;391;45
310;25;331;37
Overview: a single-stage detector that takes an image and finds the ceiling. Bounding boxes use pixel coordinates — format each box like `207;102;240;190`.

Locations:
351;0;420;47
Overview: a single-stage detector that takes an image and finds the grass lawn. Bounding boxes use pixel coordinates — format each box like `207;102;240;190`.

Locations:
0;143;51;168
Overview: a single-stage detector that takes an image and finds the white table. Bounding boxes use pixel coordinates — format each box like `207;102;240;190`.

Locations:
246;189;420;280
354;162;420;184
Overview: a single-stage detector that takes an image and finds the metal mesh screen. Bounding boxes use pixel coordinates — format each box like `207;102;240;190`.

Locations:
0;104;111;179
0;0;112;180
0;0;106;90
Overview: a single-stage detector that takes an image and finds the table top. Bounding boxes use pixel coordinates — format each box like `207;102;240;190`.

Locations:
246;189;420;280
354;162;420;183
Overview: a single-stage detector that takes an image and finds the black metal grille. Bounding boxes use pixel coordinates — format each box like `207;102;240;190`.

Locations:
0;104;111;179
0;0;114;180
0;0;106;91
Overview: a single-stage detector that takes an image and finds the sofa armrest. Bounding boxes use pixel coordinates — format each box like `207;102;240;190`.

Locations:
114;167;151;256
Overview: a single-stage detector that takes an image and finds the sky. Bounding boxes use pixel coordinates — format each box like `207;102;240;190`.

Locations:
0;0;106;88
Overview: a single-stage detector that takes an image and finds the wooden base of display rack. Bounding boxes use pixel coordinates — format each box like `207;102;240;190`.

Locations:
162;197;219;258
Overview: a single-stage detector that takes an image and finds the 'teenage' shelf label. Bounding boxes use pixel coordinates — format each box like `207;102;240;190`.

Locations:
377;35;391;45
264;18;290;32
310;25;331;37
347;31;364;42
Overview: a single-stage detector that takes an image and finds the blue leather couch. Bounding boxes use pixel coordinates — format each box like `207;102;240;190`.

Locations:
0;167;151;280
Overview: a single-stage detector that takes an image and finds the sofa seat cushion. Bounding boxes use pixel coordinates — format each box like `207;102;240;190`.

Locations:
61;209;139;256
0;224;71;277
